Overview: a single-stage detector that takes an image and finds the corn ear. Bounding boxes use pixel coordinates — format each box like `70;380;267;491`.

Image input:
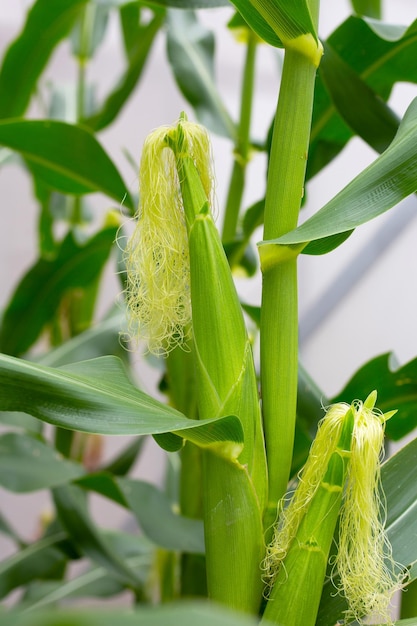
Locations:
262;406;354;626
263;392;405;626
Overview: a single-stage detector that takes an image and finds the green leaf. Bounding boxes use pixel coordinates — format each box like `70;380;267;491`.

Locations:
261;97;417;257
53;484;142;588
317;436;417;624
118;478;205;553
3;602;262;626
232;0;320;51
0;354;244;450
166;10;236;139
38;308;128;367
0;433;85;492
308;16;417;179
331;353;417;441
0;0;87;119
0;227;118;356
227;1;282;47
0;120;133;209
153;0;229;6
21;532;153;610
319;41;399;154
84;9;164;131
350;0;381;19
71;4;110;60
0;532;69;601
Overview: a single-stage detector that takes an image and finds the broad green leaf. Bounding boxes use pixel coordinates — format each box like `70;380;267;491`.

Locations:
260;97;417;257
3;602;262;626
21;532;153;610
0;0;87;119
0;411;42;433
0;226;118;356
166;10;236;139
0;432;85;492
0;354;244;449
317;436;417;624
117;478;205;553
0;120;133;210
308;16;417;179
0;532;69;601
331;353;417;441
84;10;164;131
53;484;142;588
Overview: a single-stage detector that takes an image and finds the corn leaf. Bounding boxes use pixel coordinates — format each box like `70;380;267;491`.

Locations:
331;353;417;441
52;484;142;588
0;227;117;357
20;532;152;611
308;16;417;179
166;10;236;139
0;0;87;119
0;120;134;210
3;602;262;626
0;433;85;492
0;354;243;449
260;96;417;258
83;9;164;131
0;531;69;601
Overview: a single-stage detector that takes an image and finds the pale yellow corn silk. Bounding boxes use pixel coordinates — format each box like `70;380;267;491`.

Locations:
124;120;213;354
264;394;405;624
336;401;405;625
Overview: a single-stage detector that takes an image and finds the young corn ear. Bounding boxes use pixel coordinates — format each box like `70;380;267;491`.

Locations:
124;120;212;355
263;391;404;626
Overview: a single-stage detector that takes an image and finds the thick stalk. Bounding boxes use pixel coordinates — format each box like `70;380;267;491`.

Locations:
222;33;257;243
260;45;320;531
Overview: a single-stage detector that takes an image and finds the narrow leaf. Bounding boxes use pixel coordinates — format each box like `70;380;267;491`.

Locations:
261;97;417;257
0;227;117;356
308;16;417;179
53;484;141;588
118;478;205;553
0;432;85;492
84;11;164;131
320;41;399;153
0;120;133;209
0;0;87;118
4;602;262;626
0;532;69;601
166;10;236;139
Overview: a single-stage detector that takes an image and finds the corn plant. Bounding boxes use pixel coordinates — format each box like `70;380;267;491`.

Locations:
1;1;417;626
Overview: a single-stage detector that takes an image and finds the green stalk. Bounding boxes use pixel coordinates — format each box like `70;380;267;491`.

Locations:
222;32;257;243
260;11;321;533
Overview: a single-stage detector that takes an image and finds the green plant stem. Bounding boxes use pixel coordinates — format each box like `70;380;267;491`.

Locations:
260;44;320;532
222;33;257;243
